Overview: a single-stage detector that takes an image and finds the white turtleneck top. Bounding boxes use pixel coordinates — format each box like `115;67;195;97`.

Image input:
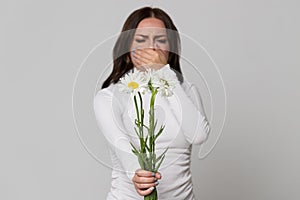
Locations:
93;64;210;200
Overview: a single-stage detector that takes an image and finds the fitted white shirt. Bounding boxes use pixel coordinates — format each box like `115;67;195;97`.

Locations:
93;64;210;200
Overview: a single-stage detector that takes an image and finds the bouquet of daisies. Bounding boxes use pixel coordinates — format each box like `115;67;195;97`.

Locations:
119;66;176;200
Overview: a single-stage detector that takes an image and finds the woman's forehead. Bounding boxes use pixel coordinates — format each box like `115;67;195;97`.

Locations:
134;27;167;36
137;18;165;28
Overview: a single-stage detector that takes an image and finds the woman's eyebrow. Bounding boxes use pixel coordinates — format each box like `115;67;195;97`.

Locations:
135;34;167;38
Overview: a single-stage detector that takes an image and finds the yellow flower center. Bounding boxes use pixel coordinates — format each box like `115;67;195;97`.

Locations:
127;81;139;89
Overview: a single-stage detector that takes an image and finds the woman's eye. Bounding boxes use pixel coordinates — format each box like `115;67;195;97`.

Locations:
157;39;167;44
135;39;145;43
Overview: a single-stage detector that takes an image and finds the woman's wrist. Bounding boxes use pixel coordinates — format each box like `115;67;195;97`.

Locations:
148;62;168;71
157;63;180;84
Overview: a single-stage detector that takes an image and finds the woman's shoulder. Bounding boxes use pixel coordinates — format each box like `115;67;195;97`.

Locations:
94;83;125;97
95;84;115;97
180;80;198;95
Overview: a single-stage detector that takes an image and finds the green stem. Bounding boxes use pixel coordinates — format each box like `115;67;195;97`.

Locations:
138;92;144;140
130;83;167;200
149;88;158;171
133;95;140;123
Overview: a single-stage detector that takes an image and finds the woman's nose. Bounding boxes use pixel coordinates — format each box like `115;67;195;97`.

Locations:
148;39;161;49
148;40;154;49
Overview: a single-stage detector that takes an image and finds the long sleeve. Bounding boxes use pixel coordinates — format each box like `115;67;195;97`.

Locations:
159;64;211;145
93;88;140;180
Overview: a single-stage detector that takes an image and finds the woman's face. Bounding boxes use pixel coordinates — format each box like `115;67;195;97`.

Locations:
130;18;170;64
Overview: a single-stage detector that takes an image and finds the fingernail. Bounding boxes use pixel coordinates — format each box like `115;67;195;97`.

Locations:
155;181;159;185
151;172;155;176
154;177;157;181
150;186;155;191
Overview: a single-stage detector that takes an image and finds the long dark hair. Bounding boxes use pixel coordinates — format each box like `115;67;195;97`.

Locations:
102;6;183;89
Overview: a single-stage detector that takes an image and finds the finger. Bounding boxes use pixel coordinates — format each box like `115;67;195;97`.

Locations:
155;172;162;179
154;48;168;62
136;48;162;60
135;48;167;65
134;169;157;183
137;186;156;196
134;175;157;184
135;181;158;190
132;56;150;70
134;49;153;60
133;54;153;67
133;49;167;70
134;54;153;65
135;169;156;177
156;48;167;56
132;53;143;65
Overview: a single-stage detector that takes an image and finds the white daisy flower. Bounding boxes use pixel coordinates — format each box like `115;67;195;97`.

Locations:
150;66;177;97
144;68;159;87
118;69;148;95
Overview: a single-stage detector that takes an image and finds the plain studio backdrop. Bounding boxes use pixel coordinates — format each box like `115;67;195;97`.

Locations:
1;0;299;200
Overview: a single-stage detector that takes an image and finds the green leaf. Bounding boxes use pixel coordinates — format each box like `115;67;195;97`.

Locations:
143;124;149;131
154;119;158;130
138;154;145;169
154;125;165;141
131;149;139;156
134;95;140;122
134;127;140;138
140;153;152;171
144;137;150;152
145;145;150;152
155;147;169;163
155;154;165;171
130;142;139;154
140;143;144;153
135;119;139;126
141;109;144;120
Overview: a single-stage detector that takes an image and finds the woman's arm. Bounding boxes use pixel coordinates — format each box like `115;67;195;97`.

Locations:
159;64;211;145
94;87;162;196
93;88;140;180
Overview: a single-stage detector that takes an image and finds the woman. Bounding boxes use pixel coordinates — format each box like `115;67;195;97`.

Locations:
93;6;210;200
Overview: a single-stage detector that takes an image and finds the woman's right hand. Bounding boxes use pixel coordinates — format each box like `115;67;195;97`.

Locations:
132;169;162;196
131;48;168;71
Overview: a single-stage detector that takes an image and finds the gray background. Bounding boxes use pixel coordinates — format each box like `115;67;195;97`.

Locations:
1;0;299;199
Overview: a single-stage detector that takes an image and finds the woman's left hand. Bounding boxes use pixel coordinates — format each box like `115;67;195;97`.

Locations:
132;169;162;196
131;48;168;71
